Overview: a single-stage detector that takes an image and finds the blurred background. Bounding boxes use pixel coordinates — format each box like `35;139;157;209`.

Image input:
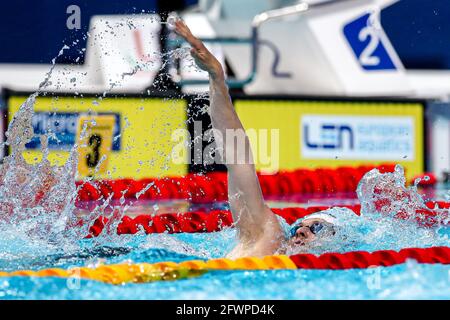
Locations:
0;0;448;184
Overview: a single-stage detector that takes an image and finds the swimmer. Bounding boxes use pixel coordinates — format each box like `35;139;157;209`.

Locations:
174;20;347;258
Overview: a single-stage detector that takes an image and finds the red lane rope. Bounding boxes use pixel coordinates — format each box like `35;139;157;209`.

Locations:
86;202;449;237
78;164;432;204
84;208;450;270
289;246;450;269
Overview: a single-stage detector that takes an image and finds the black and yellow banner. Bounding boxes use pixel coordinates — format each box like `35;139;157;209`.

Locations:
7;95;188;179
7;95;425;180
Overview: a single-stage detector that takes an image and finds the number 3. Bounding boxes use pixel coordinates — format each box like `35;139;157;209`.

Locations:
358;26;380;67
86;134;102;168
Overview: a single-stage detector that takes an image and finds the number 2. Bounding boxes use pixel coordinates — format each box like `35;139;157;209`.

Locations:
358;26;380;66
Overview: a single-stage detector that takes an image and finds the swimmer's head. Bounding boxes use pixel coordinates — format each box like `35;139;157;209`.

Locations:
285;207;357;249
287;212;338;247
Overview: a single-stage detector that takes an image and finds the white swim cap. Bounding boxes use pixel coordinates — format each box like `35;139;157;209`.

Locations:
289;207;356;238
303;211;338;226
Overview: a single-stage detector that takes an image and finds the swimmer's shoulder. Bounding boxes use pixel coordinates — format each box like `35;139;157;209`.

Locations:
227;208;286;258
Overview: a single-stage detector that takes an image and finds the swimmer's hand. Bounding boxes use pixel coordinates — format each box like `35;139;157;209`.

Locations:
174;19;224;79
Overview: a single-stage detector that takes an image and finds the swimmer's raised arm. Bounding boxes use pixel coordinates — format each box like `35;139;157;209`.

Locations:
174;20;282;252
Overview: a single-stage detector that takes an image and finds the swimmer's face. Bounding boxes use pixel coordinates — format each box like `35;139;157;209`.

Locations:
288;218;336;247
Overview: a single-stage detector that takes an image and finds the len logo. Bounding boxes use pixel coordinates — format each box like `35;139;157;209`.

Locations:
304;124;354;150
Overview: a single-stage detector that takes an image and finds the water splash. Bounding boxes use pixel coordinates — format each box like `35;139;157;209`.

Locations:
0;15;191;264
358;165;423;220
357;165;448;224
286;166;449;255
0;94;81;243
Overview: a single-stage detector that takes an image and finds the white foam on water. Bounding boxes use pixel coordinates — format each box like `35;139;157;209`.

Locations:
286;166;449;255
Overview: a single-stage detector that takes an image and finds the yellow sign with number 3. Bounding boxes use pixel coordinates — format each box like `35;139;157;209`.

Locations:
76;115;116;177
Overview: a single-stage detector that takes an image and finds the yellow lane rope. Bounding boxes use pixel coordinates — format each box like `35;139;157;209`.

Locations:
0;255;296;285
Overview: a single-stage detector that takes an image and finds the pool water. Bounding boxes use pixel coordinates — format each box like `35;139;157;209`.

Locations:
1;248;449;300
0;214;449;300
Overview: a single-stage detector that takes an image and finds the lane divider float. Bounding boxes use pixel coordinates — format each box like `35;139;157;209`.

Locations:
2;247;449;285
86;202;449;237
77;164;431;204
